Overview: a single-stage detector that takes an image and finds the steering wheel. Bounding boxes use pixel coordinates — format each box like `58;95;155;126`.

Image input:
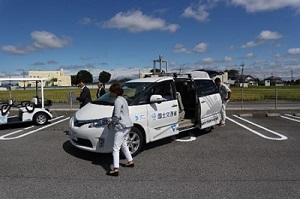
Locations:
25;102;35;113
1;104;10;115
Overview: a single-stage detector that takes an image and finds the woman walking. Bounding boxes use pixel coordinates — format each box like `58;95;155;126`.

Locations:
107;83;134;176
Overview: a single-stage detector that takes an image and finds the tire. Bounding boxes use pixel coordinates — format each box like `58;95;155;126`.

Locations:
127;126;144;157
33;112;48;125
201;126;214;133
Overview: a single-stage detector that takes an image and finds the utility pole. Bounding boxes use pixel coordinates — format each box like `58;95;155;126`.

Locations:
23;69;26;90
240;62;245;109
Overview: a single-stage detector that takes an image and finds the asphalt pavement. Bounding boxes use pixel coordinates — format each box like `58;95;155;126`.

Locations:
1;100;300;198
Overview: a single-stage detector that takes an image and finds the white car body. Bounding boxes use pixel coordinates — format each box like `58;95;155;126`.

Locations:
69;71;222;156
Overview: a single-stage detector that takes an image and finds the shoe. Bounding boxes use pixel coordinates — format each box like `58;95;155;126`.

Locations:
106;169;119;176
219;122;225;127
123;162;134;168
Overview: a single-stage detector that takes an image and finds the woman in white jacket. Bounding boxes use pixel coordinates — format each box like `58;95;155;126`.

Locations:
107;83;134;176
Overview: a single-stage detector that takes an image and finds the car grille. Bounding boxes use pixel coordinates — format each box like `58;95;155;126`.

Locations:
72;138;93;148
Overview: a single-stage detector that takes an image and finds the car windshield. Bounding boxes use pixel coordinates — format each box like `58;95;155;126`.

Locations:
92;82;153;105
93;92;115;105
122;82;153;104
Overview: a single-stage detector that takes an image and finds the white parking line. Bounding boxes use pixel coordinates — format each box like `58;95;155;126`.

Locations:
0;116;70;140
50;115;65;121
281;114;300;123
226;115;287;141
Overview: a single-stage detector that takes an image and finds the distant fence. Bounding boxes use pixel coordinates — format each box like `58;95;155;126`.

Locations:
230;88;300;110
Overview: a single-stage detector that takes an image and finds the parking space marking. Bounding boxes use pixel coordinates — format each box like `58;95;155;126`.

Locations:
227;115;287;141
281;114;300;123
0;116;70;140
50;115;65;121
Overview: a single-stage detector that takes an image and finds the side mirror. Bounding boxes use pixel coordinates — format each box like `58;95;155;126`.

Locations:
150;94;166;103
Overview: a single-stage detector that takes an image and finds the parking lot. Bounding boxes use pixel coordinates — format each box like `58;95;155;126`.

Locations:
0;111;300;198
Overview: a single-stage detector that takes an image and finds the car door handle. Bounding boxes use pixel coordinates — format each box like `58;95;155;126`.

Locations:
172;104;178;107
201;101;206;103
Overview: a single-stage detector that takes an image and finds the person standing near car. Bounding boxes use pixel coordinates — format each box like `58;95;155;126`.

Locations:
214;78;231;126
76;80;92;109
96;82;105;99
107;83;134;176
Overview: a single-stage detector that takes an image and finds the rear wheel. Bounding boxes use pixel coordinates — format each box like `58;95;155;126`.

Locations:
201;126;214;133
33;112;48;125
127;126;144;157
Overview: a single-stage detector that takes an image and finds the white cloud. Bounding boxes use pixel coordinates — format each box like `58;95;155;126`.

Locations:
1;45;35;55
31;31;72;49
224;56;234;62
193;43;208;53
79;17;92;25
201;57;215;64
241;30;282;48
103;10;179;32
182;4;210;22
288;48;300;55
245;53;255;58
241;40;262;48
230;0;300;12
1;31;72;55
173;43;192;54
258;30;282;40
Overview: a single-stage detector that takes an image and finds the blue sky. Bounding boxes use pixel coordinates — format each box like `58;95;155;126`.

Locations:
1;0;300;81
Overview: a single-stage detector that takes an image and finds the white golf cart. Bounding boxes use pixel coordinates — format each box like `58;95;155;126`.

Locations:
0;77;53;126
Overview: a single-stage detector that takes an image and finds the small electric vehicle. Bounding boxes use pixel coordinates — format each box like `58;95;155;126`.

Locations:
69;71;222;156
0;78;53;126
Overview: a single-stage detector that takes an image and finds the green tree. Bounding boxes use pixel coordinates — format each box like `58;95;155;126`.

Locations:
225;69;239;79
71;75;77;86
76;70;93;84
98;71;111;87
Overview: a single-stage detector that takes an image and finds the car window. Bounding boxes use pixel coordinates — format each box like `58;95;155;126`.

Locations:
194;79;218;97
122;82;153;104
152;81;175;101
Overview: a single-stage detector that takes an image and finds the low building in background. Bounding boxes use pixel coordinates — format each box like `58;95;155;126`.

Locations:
19;69;71;87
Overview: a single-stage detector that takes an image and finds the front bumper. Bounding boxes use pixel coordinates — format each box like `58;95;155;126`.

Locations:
68;117;114;153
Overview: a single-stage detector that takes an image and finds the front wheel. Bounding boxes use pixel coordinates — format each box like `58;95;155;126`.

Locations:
127;126;144;157
33;112;48;125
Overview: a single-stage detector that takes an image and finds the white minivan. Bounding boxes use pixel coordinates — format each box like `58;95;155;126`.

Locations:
69;71;222;156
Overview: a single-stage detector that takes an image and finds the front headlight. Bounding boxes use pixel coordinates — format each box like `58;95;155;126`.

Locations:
88;117;111;128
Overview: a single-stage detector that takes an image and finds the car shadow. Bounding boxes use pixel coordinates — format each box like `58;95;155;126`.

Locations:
62;128;213;171
62;140;113;172
141;128;212;152
0;121;32;130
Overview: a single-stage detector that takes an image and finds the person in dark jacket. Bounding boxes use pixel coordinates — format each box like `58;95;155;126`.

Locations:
76;80;92;108
96;82;106;99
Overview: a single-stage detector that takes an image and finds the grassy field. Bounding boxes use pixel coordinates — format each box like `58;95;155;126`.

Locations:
230;85;300;101
0;85;300;104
